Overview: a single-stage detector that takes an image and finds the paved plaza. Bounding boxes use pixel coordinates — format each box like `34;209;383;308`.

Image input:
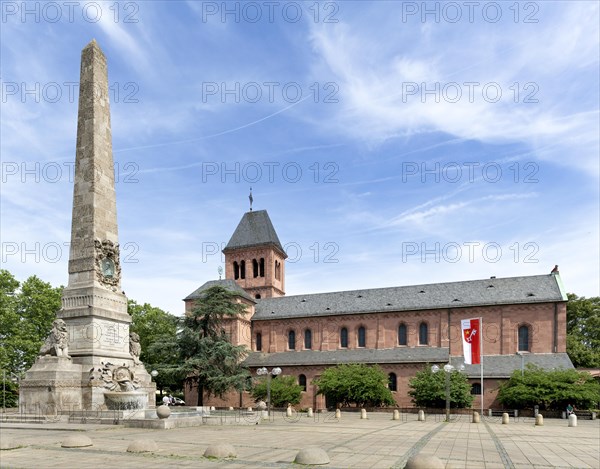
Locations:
1;411;598;468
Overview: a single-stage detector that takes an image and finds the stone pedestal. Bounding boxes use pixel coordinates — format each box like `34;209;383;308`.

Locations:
19;357;83;415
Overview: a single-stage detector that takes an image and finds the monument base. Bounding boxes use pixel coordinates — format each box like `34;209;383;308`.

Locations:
19;356;83;416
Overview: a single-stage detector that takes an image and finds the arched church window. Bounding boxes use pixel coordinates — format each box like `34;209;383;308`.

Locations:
259;258;265;277
275;260;281;280
358;326;366;347
388;373;397;392
288;330;296;350
340;327;348;348
233;261;239;280
304;329;312;349
518;325;530;351
252;259;259;278
256;333;262;351
299;374;307;392
398;323;407;346
240;260;246;279
419;322;428;345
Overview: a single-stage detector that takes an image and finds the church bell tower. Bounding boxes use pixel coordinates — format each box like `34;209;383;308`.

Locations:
222;209;286;299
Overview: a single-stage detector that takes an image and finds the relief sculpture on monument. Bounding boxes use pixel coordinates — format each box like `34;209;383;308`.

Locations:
94;238;121;290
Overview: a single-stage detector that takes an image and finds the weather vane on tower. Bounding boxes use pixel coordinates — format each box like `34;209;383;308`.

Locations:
249;187;253;212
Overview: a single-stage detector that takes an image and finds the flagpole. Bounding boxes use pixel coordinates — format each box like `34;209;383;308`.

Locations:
480;316;484;417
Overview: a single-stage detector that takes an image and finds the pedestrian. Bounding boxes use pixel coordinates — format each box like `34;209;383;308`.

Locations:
566;403;574;416
162;395;170;406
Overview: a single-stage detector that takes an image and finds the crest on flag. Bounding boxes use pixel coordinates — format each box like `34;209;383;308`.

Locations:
461;318;481;365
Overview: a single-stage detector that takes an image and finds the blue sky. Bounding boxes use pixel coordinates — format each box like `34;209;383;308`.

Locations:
1;1;598;316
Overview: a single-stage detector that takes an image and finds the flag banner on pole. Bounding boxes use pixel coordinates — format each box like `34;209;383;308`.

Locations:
461;318;481;365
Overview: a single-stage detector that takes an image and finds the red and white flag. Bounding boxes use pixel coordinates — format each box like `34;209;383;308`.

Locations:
461;318;481;365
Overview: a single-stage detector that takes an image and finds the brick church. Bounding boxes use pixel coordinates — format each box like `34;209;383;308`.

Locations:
183;209;573;410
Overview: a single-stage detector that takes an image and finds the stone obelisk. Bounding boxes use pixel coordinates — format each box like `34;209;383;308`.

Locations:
20;40;154;413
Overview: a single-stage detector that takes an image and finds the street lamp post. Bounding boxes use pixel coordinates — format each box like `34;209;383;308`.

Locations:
256;367;281;417
516;352;525;376
432;363;464;422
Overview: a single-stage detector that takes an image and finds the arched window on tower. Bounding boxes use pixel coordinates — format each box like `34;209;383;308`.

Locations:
518;325;530;351
275;260;281;280
288;330;296;350
304;329;312;349
298;374;307;392
240;260;246;279
388;373;397;392
259;258;265;277
340;327;348;348
256;332;262;352
398;324;407;346
358;326;366;347
419;322;428;345
233;261;240;280
252;259;259;278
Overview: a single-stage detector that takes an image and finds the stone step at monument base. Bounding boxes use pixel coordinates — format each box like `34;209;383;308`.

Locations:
0;414;53;424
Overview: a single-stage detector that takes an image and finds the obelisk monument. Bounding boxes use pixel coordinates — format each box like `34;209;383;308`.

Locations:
20;40;155;413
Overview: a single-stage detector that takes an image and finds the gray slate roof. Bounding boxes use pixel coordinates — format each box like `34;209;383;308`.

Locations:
450;353;574;378
244;350;574;378
244;347;449;367
223;210;286;256
184;279;253;302
253;274;566;320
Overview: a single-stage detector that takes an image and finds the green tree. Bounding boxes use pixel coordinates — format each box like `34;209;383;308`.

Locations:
128;300;179;395
313;363;395;408
566;293;600;368
498;365;600;410
168;286;251;405
0;270;62;408
408;365;474;408
251;375;303;407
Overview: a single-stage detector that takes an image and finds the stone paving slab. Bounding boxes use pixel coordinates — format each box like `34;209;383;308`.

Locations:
1;412;598;468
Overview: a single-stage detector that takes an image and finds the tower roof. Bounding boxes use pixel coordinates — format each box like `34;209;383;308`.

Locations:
223;210;286;257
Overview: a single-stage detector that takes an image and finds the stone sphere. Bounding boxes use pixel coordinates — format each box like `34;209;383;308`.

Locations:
294;447;330;465
204;443;237;458
61;435;93;448
405;455;445;469
127;439;158;453
156;404;171;419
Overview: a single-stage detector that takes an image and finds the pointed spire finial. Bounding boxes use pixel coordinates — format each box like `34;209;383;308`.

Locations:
249;187;253;212
218;266;223;280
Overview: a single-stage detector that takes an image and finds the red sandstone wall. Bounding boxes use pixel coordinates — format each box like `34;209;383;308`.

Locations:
251;302;563;355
